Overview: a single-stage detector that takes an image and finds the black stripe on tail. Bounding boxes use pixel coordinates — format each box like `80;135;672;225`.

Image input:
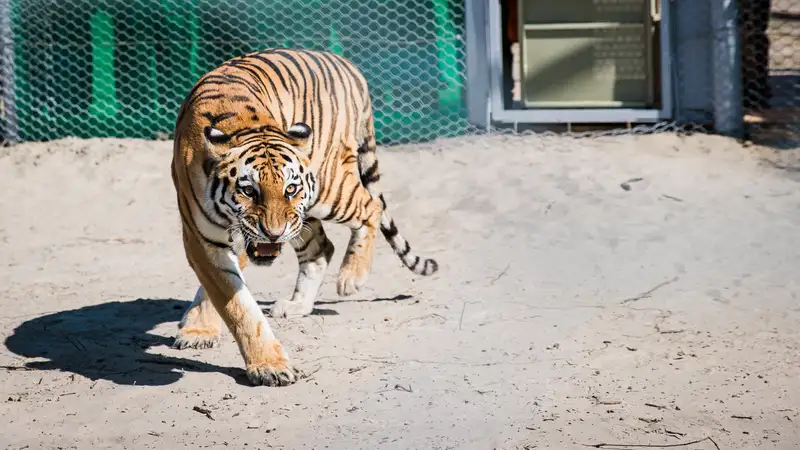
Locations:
379;212;438;276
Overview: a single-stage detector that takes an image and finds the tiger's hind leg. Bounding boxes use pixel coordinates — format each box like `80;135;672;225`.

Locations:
334;182;383;297
336;199;381;296
270;219;335;318
325;129;384;296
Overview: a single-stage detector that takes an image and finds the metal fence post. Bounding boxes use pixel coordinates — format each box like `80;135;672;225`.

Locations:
465;0;490;129
710;0;744;138
0;0;17;145
0;0;17;146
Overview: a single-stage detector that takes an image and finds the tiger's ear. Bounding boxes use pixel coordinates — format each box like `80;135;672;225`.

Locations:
287;122;312;153
203;126;230;145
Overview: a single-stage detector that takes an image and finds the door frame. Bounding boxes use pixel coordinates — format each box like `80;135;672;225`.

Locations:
465;0;674;126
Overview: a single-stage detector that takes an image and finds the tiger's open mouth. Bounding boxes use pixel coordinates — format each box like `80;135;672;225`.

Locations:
246;242;283;266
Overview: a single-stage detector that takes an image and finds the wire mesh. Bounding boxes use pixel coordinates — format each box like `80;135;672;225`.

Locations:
0;1;797;147
741;0;800;145
0;0;477;145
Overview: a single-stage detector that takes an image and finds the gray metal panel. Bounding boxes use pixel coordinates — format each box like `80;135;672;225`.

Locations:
493;107;666;123
659;0;674;120
519;25;653;108
710;0;743;136
518;0;648;24
465;0;490;128
672;0;714;123
487;0;507;121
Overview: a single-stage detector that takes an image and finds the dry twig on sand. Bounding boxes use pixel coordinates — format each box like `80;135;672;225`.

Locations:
192;406;214;421
621;277;679;304
582;436;721;450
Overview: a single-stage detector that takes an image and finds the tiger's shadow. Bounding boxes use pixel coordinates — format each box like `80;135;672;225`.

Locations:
3;298;251;386
4;294;404;386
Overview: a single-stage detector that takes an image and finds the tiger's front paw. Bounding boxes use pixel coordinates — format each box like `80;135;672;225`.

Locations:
247;362;301;386
245;341;301;387
173;327;220;349
336;257;370;296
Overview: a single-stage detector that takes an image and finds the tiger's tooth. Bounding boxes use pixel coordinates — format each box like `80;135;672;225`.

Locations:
254;250;260;257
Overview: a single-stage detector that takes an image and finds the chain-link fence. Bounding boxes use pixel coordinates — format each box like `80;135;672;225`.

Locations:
0;0;798;147
741;0;800;145
0;0;474;145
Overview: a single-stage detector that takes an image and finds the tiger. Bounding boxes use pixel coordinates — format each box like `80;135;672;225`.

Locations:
169;48;439;387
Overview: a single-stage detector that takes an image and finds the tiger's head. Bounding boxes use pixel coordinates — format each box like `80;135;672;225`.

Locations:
203;122;317;266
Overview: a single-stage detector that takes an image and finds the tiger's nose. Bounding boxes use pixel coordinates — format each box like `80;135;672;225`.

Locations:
259;222;284;241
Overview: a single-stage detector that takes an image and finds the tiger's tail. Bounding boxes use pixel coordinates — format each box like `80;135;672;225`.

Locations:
356;115;438;277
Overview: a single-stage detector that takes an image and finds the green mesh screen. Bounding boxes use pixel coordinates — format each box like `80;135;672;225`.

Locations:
6;0;467;145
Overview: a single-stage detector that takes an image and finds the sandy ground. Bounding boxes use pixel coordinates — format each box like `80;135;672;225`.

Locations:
0;132;799;450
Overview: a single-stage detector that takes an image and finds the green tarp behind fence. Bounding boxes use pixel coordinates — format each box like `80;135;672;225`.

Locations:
8;0;467;144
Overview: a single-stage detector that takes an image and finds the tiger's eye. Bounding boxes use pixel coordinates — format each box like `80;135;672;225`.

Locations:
285;184;297;196
241;185;256;197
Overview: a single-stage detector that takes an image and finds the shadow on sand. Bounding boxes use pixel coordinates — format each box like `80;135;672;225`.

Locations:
3;298;250;386
3;293;406;385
